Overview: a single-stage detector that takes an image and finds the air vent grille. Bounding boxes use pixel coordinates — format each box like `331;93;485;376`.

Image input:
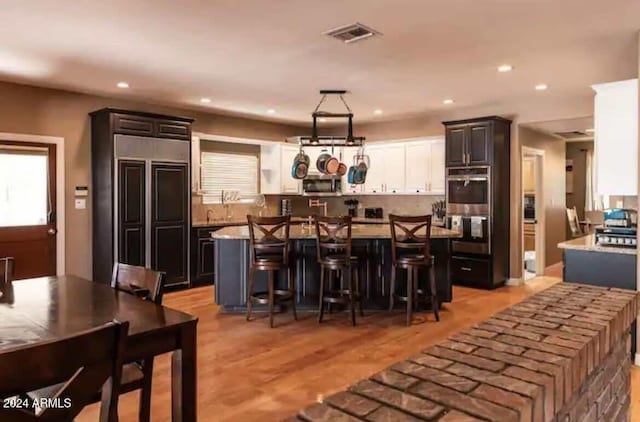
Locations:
324;23;381;44
555;131;590;139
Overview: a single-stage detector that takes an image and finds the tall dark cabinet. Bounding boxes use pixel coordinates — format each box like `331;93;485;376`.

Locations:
91;109;194;288
443;116;511;289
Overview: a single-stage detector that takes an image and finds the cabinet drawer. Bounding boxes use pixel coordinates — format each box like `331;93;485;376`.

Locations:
156;120;191;140
113;114;154;136
451;256;490;282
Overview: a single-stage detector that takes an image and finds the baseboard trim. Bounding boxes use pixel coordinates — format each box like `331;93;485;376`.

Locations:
506;278;523;286
634;353;640;367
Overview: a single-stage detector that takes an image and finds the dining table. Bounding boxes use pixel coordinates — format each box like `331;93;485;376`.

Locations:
0;275;198;422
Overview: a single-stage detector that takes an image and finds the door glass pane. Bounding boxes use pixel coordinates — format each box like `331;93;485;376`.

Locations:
0;152;48;227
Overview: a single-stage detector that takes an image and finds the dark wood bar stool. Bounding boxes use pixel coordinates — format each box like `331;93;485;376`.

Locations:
388;214;439;326
247;215;297;328
315;216;363;326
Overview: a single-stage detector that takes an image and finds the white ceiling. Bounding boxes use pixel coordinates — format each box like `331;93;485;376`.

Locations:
1;0;638;124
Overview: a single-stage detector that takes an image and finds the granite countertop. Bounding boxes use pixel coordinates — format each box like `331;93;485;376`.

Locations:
558;234;636;256
292;283;639;422
195;217;446;228
212;224;460;240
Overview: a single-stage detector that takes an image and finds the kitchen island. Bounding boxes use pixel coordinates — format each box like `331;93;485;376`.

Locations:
212;224;460;312
558;234;637;355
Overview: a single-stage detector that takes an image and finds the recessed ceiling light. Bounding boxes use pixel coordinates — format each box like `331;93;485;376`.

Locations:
585;128;595;134
116;82;129;89
266;109;276;114
535;84;548;91
443;99;454;105
373;109;383;115
200;98;211;103
497;64;513;72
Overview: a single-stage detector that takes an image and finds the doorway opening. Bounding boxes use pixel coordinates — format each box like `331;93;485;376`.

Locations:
521;147;545;281
0;133;65;278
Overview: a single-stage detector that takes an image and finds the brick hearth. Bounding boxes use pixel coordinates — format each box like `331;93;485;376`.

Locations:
292;283;639;422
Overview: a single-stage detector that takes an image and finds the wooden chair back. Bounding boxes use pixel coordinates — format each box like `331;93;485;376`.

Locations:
566;207;583;237
0;321;129;422
0;257;14;292
389;215;433;264
111;263;165;305
314;216;352;263
247;215;291;265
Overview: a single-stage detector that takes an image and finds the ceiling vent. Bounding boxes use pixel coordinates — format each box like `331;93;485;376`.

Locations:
555;131;592;139
323;23;381;44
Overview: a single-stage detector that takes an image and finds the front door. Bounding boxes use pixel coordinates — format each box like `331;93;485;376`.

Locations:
0;141;57;279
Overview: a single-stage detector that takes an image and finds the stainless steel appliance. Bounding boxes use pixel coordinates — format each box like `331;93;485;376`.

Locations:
446;167;490;215
302;174;342;196
595;209;638;248
365;207;383;219
448;215;490;255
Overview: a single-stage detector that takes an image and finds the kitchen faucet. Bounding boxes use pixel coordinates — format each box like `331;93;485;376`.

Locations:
206;209;214;224
308;199;328;217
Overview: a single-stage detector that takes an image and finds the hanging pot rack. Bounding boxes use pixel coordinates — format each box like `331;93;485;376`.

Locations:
287;90;366;147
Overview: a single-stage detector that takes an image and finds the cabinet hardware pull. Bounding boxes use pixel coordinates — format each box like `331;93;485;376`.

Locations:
461;267;472;271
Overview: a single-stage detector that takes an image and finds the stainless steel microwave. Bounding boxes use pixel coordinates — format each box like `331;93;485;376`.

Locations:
302;175;342;196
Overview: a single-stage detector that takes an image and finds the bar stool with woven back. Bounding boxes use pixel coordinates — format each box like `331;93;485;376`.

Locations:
388;214;440;326
246;215;297;328
315;215;363;326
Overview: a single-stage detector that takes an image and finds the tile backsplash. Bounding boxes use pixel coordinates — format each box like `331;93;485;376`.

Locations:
264;194;445;217
192;194;445;222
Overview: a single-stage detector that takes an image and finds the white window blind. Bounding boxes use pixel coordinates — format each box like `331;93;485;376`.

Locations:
201;152;258;204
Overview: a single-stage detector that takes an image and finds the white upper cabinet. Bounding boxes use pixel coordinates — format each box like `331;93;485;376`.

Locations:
592;79;638;196
362;144;387;194
383;143;407;193
429;139;446;194
404;138;445;194
405;141;430;193
259;138;445;195
280;145;302;194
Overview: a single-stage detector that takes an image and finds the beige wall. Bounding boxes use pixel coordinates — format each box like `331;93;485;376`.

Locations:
0;81;303;279
565;141;594;221
519;126;567;269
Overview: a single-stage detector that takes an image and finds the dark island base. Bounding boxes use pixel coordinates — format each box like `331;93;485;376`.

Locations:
563;249;637;357
214;239;452;312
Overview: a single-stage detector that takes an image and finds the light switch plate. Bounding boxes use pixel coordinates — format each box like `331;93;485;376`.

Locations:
75;198;87;209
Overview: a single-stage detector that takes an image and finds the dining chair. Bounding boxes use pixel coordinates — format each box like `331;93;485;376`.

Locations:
246;215;297;328
0;321;129;422
388;214;439;326
110;263;166;421
566;206;583;238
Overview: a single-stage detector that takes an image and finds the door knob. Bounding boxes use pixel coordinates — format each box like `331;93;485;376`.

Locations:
47;228;57;235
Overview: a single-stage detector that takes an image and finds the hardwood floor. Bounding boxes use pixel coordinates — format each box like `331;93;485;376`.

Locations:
77;276;640;421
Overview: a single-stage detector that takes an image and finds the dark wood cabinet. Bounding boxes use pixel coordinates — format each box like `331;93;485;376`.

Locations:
214;237;453;312
91;108;193;287
445;120;492;166
467;122;491;165
443;116;511;289
118;160;146;266
190;226;220;286
151;163;189;284
445;126;466;167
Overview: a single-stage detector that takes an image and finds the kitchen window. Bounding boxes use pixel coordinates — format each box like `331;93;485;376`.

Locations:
200;152;258;204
